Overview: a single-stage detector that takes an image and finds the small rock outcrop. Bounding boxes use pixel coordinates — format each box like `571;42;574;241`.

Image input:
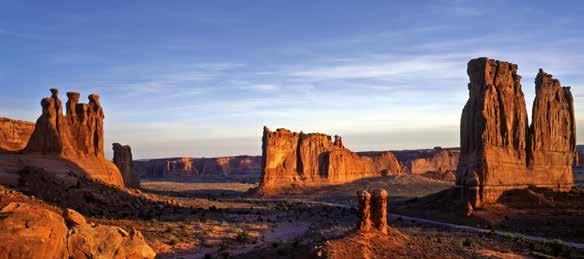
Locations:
456;58;575;207
113;143;140;188
0;117;35;152
356;189;388;234
133;155;261;177
0;202;156;259
259;127;403;194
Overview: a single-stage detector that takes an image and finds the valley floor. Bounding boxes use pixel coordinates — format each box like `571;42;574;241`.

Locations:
97;174;584;258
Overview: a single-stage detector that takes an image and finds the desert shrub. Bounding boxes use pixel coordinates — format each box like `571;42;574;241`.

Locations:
236;229;251;242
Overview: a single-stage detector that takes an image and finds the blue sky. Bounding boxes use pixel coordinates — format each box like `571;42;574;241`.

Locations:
1;1;583;159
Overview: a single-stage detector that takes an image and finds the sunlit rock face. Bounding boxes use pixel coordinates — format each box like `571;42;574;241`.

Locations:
133;155;262;177
259;127;403;195
0;117;35;152
19;89;125;187
456;57;575;207
0;201;156;259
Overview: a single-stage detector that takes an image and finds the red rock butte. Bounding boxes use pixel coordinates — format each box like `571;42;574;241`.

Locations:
456;57;575;207
0;89;125;188
258;127;403;194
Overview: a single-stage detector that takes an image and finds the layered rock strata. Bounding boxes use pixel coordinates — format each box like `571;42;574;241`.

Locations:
134;155;261;177
259;127;403;194
456;58;575;207
0;117;35;152
113;143;140;188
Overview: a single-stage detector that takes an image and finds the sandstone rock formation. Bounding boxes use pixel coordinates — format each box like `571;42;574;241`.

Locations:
25;89;105;158
134;155;261;177
0;117;35;152
259;127;403;194
408;147;458;176
357;191;372;232
0;201;156;259
357;189;389;234
456;58;575;207
113;143;140;188
11;89;125;187
371;189;388;234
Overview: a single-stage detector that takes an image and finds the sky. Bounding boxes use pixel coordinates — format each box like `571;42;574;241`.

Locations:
1;1;584;159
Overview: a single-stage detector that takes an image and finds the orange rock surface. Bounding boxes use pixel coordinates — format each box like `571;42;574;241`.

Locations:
8;89;126;187
0;117;35;152
0;201;156;259
259;127;403;194
456;58;575;207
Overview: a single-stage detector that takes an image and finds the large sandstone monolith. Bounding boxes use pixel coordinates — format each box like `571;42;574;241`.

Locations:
113;143;140;188
456;58;575;207
25;89;106;158
21;89;125;187
259;127;403;194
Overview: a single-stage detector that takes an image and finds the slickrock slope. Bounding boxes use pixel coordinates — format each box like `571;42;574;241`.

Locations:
0;188;156;259
0;117;35;152
134;155;261;177
259;127;403;194
456;58;575;207
113;143;140;188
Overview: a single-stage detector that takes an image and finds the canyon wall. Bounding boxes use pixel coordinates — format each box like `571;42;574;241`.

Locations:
134;155;261;178
456;58;575;207
113;143;140;188
0;117;35;152
259;127;403;194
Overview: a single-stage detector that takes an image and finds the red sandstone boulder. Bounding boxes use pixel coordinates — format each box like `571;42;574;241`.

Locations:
0;201;156;259
0;202;69;259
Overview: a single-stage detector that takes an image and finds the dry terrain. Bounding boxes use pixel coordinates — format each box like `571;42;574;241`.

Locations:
110;174;584;258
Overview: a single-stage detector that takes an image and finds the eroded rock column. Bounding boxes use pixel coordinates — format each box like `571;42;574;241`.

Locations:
356;190;371;232
371;189;388;234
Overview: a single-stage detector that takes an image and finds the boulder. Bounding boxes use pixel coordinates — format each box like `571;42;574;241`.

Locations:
0;202;68;259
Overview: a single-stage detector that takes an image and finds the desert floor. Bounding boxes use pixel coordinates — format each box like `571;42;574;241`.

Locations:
80;173;583;258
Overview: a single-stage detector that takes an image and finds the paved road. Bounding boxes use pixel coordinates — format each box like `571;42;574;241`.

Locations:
243;197;584;250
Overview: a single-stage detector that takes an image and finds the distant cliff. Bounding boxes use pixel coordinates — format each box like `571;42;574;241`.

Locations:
133;155;261;177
